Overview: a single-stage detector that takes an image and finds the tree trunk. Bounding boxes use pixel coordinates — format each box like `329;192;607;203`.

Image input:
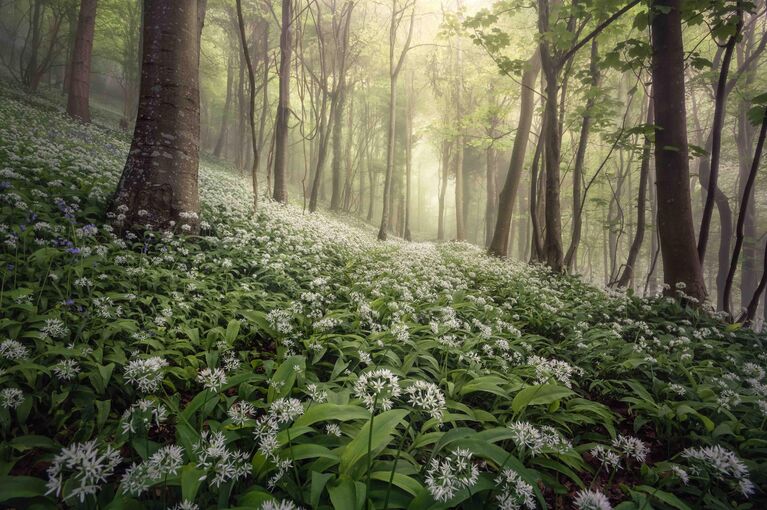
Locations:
214;54;234;158
437;139;450;240
236;0;261;210
66;0;97;122
488;51;541;256
564;39;599;270
725;107;767;315
651;0;706;302
484;144;498;247
329;86;346;211
273;0;292;203
111;0;201;233
616;100;653;288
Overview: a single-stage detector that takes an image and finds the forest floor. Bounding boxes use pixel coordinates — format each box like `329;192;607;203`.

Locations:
0;85;766;510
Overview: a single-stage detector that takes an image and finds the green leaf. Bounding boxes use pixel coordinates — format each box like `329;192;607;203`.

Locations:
181;464;205;502
0;476;47;502
634;485;692;510
512;384;574;413
293;403;370;428
339;409;409;476
267;355;305;402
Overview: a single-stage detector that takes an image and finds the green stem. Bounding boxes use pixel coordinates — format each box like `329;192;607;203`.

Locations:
383;419;413;510
483;449;515;507
365;397;379;502
286;427;304;506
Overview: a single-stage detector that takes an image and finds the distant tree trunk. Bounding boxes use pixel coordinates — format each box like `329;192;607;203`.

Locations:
564;40;599;271
698;4;741;263
273;0;292;203
616;100;653;288
404;75;414;241
214;54;234;158
437;139;450;240
651;0;706;302
66;0;97;122
488;51;541;256
330;86;346;211
378;0;415;241
236;0;261;210
743;238;767;325
725;106;767;315
111;0;202;233
529;131;545;261
485;144;498;247
454;138;465;241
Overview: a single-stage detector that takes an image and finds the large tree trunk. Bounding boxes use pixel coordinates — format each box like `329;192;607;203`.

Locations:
272;0;292;203
111;0;202;233
651;0;706;302
488;51;541;256
564;40;599;271
484;144;498;247
737;101;759;309
437;139;450;240
66;0;97;123
329;86;346;211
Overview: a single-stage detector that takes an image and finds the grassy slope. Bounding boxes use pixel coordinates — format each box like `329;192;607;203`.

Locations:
0;85;766;509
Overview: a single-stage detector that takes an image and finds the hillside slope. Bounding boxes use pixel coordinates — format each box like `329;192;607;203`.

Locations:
0;88;765;509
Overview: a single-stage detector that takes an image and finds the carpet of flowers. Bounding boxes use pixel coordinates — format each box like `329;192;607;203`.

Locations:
0;86;766;510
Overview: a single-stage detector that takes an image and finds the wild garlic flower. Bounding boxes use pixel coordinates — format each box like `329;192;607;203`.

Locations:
495;468;536;510
171;500;200;510
124;357;168;393
193;431;250;487
0;339;29;360
573;489;612;510
259;500;302;510
404;380;446;422
353;368;401;412
53;359;81;381
590;445;621;471
120;399;168;435
671;465;689;484
197;367;228;391
611;435;648;464
121;445;184;496
46;440;122;502
425;448;479;502
228;401;256;426
325;423;342;437
305;383;328;403
507;422;571;456
270;397;304;424
681;445;754;497
0;387;24;408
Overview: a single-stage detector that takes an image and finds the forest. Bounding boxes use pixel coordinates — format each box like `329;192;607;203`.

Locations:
0;0;767;508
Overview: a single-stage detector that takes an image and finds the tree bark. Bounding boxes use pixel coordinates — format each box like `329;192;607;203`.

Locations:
214;54;234;158
650;0;706;302
437;139;450;240
111;0;202;233
67;0;97;123
273;0;293;203
236;0;261;210
488;51;541;256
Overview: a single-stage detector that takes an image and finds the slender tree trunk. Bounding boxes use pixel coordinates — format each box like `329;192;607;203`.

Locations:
66;0;97;122
616;101;653;288
404;76;414;241
564;39;599;270
329;86;346;211
698;4;742;263
485;144;498;247
236;0;261;210
111;0;201;233
273;0;292;203
488;51;541;256
725;107;767;315
651;0;706;301
437;139;450;240
214;54;234;158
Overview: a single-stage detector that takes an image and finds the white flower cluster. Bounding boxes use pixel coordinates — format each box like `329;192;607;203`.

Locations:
46;440;122;502
120;398;168;434
353;368;401;412
573;489;612;510
404;380;446;422
681;445;754;497
124;356;169;393
425;448;479;502
507;421;572;456
121;445;185;495
192;431;250;487
495;468;536;510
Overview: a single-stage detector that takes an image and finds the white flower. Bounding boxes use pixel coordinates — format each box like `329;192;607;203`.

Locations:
259;500;302;510
171;500;199;510
425;448;479;502
495;468;536;510
53;359;80;381
197;367;227;391
681;445;753;497
46;440;122;502
611;435;648;464
573;489;612;510
0;339;29;360
306;383;327;403
124;357;168;393
405;380;446;422
325;423;342;437
228;401;256;426
120;399;168;435
671;465;689;484
0;387;24;408
353;368;401;412
193;431;250;487
270;397;304;424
